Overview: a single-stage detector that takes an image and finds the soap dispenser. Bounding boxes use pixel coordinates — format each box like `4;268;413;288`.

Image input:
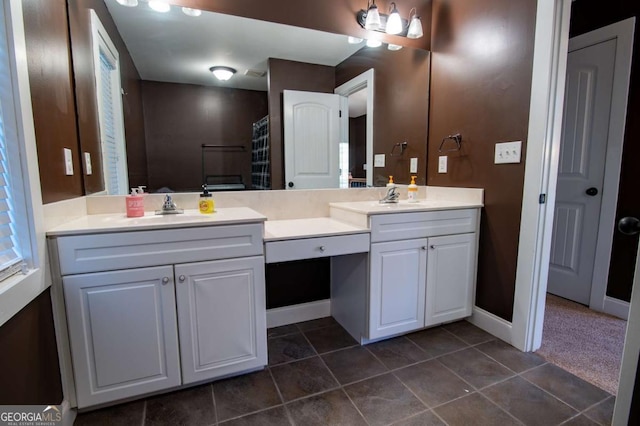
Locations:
408;176;418;202
199;185;215;214
386;176;396;188
126;188;145;217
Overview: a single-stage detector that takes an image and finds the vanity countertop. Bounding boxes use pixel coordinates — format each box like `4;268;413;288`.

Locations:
264;217;368;242
46;207;267;237
329;199;484;215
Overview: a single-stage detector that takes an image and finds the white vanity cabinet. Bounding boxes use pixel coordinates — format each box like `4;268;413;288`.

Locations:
366;209;479;341
50;221;266;409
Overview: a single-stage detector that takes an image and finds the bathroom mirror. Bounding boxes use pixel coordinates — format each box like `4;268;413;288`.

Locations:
71;0;429;194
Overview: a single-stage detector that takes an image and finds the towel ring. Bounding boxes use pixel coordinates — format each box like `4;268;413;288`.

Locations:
438;133;462;153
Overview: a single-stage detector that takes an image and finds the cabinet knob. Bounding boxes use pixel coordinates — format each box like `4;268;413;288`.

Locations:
319;246;326;252
179;275;186;282
421;246;428;250
430;245;435;250
162;277;170;284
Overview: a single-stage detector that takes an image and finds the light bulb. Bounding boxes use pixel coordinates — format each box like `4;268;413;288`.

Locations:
407;15;424;39
182;7;202;17
116;0;138;6
386;3;403;35
348;36;364;44
148;0;170;13
388;44;403;51
366;39;382;48
364;4;381;30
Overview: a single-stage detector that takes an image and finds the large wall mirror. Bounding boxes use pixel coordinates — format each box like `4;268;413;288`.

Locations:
70;0;430;194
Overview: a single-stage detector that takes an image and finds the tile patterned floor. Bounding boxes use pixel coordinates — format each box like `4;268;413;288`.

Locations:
75;318;614;426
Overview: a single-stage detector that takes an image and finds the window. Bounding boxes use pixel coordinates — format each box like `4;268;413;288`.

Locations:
91;11;128;195
0;1;33;282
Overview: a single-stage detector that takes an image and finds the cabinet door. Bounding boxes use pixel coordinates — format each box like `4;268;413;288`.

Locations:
425;233;477;327
369;239;427;339
63;266;181;408
175;256;267;384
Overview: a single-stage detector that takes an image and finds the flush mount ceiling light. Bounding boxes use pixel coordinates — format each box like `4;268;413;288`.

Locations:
356;2;423;39
148;0;170;13
209;66;237;81
182;7;202;17
116;0;138;6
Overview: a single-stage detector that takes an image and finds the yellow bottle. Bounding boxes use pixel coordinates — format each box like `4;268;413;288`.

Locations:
199;186;215;214
408;176;418;202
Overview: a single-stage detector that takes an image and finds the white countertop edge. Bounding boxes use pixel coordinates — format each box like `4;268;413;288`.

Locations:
46;207;267;237
264;217;369;242
328;200;484;215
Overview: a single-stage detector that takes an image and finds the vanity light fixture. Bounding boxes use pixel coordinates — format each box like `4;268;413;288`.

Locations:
357;2;424;39
348;36;364;44
387;43;402;51
148;0;170;13
182;7;202;17
209;66;237;81
116;0;138;6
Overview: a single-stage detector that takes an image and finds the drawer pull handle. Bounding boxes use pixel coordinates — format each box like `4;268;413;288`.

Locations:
179;275;186;282
162;277;170;284
319;246;326;252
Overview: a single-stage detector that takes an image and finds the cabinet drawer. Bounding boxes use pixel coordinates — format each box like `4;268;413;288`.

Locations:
55;223;263;275
370;209;478;243
265;233;370;263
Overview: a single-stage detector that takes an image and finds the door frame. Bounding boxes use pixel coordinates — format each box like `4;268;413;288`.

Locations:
511;3;635;352
334;69;374;187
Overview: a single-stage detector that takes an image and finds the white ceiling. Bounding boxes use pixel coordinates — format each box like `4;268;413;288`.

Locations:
348;89;368;117
105;0;365;91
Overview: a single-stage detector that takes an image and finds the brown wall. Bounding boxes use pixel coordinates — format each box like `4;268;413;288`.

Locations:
141;81;268;192
0;289;63;404
67;0;148;193
23;0;84;204
350;116;367;178
267;59;336;189
570;1;640;303
169;0;432;51
427;0;536;321
336;47;430;186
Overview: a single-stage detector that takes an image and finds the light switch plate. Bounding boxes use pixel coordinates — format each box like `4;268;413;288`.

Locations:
84;152;92;175
494;141;522;164
410;157;418;173
363;163;367;170
374;154;385;167
438;156;447;173
64;148;73;175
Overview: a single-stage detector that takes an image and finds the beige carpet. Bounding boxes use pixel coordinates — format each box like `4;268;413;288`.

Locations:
536;294;627;395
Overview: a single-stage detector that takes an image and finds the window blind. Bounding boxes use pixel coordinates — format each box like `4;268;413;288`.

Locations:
0;97;22;279
99;50;120;195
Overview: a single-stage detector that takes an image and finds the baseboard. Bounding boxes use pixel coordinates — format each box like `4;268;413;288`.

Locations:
61;399;76;426
468;306;513;344
603;296;629;320
266;299;331;328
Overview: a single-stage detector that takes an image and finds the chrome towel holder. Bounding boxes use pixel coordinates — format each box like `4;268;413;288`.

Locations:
438;133;462;152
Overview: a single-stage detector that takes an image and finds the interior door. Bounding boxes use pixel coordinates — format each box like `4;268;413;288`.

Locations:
283;90;341;189
548;39;616;305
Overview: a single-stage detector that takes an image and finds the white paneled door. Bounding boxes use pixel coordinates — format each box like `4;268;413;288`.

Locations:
283;90;341;189
548;39;616;305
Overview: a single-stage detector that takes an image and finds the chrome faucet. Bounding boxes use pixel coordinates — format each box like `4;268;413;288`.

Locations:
155;194;184;215
379;186;400;204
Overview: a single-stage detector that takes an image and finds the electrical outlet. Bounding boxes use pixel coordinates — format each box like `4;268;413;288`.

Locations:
84;152;92;175
494;141;522;164
374;154;385;167
64;148;73;175
410;157;418;173
438;156;447;173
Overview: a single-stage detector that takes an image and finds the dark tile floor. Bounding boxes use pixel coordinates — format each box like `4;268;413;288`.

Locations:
75;318;614;426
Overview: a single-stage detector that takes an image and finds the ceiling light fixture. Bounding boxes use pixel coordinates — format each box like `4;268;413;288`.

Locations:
182;7;202;17
116;0;138;6
356;2;423;39
148;0;170;13
209;66;237;81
